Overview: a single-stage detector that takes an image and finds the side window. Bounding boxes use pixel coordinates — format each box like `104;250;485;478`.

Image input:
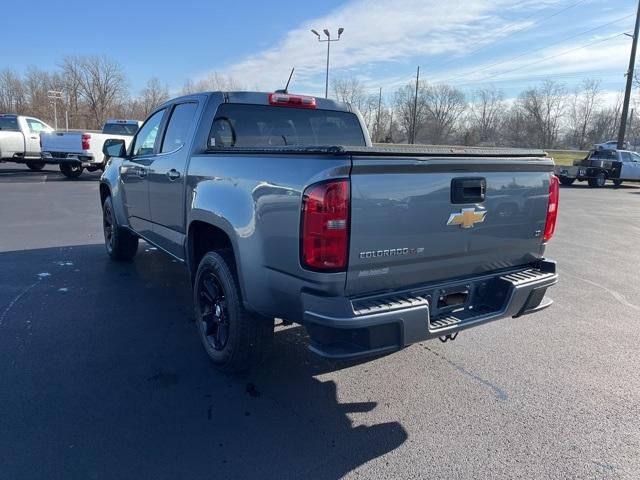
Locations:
161;103;198;153
27;119;46;134
621;152;632;162
632;153;640;163
132;109;165;157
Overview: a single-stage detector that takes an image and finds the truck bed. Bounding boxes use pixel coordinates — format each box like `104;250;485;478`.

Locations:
204;144;554;296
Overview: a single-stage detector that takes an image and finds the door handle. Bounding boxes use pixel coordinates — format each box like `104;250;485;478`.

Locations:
167;169;181;181
451;177;486;204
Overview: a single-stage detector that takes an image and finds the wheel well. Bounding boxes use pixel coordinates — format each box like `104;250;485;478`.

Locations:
188;221;235;279
99;183;110;205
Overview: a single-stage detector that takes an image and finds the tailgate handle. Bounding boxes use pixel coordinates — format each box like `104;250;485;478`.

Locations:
451;177;486;204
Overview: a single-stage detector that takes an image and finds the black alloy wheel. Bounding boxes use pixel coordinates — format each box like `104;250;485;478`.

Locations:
197;271;230;352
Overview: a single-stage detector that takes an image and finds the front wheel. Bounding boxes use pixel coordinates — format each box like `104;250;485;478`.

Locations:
59;163;83;178
194;251;273;373
559;177;575;186
588;172;606;188
102;196;138;260
26;161;45;171
613;179;623;187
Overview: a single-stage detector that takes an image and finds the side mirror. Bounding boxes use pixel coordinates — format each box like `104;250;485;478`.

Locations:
103;138;127;158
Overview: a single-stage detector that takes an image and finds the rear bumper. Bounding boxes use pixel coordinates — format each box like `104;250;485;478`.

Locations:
302;260;558;359
41;152;97;167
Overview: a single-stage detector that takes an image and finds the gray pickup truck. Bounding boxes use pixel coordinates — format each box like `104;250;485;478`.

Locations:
100;91;559;372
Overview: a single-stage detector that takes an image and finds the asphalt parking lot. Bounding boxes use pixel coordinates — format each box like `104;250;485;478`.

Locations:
1;162;639;480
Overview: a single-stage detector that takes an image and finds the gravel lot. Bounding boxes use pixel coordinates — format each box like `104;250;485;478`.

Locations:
1;162;639;480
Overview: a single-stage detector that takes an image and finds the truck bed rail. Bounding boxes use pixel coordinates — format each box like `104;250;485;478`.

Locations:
206;145;548;158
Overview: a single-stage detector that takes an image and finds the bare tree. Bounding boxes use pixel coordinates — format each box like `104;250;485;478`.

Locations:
516;80;567;148
421;84;466;145
139;77;169;117
591;92;623;144
23;67;57;122
331;77;368;107
74;56;128;128
468;86;505;146
0;69;26;113
393;81;429;143
182;72;243;94
567;79;602;149
60;56;86;128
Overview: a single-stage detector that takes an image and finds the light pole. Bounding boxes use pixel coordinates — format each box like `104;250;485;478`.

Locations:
311;27;344;98
47;90;67;131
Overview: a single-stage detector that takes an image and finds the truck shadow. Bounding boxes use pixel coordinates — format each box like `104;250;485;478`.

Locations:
0;244;407;480
0;165;101;182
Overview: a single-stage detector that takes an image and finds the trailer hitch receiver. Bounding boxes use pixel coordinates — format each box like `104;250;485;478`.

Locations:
439;332;459;343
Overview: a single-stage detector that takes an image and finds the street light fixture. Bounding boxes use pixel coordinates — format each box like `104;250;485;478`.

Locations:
47;90;67;131
310;27;344;98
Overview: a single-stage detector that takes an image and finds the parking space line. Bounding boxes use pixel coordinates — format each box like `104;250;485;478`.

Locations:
559;268;640;311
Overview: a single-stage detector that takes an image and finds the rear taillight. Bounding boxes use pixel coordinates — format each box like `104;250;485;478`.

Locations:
301;179;350;271
81;133;91;151
269;93;316;109
543;175;559;242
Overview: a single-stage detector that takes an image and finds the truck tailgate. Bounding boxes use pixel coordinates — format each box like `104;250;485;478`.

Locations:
41;132;85;153
346;152;554;296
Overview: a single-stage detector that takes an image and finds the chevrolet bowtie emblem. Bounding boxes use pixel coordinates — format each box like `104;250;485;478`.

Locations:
447;208;487;229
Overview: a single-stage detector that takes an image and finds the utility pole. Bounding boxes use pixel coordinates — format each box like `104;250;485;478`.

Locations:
629;108;635;149
617;0;640;149
411;66;420;144
310;28;344;98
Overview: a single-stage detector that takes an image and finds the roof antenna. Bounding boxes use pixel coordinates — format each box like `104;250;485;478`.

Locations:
275;67;295;94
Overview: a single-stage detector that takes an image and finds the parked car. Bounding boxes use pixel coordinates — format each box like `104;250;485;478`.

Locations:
593;140;629;150
554;149;640;187
0;114;53;170
99;91;559;372
41;119;141;178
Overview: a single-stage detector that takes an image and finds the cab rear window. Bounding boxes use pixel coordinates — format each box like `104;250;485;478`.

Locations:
0;116;19;131
102;123;139;135
590;150;617;159
208;104;366;148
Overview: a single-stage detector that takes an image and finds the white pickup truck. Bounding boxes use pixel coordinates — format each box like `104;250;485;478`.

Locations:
0;114;53;171
41;119;141;178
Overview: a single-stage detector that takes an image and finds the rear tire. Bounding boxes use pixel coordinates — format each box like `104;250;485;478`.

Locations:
194;250;273;373
26;161;45;171
559;177;575;186
588;172;606;188
613;179;623;187
60;163;83;178
102;196;138;260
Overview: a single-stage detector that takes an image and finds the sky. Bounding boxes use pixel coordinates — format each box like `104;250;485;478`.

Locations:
1;0;637;101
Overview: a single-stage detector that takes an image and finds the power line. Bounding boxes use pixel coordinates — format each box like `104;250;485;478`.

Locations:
441;13;635;84
452;69;624;87
453;32;626;87
429;0;588;71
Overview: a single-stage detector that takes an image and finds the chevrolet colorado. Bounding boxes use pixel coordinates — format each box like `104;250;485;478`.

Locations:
100;91;559;372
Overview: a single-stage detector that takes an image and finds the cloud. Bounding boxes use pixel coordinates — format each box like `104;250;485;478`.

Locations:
203;0;562;94
438;34;630;87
